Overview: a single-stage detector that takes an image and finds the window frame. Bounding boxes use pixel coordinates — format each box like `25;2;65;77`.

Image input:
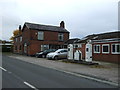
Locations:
111;43;120;54
24;43;27;53
19;45;22;50
20;37;22;42
74;44;82;48
15;38;17;42
41;44;49;51
58;33;64;41
38;31;44;40
94;44;100;53
102;44;109;54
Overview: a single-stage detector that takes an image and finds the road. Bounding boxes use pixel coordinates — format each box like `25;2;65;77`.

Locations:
2;54;117;88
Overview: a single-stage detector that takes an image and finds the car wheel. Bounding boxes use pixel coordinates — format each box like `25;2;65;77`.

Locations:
42;55;45;58
54;56;58;60
36;55;38;58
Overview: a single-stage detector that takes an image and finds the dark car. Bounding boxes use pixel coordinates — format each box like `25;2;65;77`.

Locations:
35;49;56;58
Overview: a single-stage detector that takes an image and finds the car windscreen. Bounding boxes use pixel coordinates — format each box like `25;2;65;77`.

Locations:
55;49;67;53
43;49;55;53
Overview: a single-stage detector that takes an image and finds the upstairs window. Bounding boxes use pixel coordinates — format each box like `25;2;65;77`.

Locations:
38;31;44;40
94;45;100;53
102;44;109;53
58;33;63;41
112;44;120;54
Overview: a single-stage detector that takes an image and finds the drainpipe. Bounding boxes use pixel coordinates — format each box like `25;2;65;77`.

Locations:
73;41;75;60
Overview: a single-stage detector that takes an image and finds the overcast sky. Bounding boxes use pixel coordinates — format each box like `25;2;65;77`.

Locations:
0;0;119;41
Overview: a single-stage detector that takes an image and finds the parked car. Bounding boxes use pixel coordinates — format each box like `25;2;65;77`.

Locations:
35;49;56;58
46;49;68;60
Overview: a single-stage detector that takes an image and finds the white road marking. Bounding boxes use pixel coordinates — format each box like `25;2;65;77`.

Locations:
24;81;38;90
8;71;12;74
0;66;7;71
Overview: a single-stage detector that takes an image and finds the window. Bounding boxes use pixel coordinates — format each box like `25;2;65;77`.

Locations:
112;44;120;54
38;31;44;40
74;44;82;48
58;33;63;41
20;37;22;42
86;48;89;52
94;45;100;53
41;45;49;51
24;43;27;53
19;45;21;50
74;44;78;48
15;38;17;42
102;44;109;53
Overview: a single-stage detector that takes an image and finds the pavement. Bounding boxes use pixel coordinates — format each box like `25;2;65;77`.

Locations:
4;53;119;86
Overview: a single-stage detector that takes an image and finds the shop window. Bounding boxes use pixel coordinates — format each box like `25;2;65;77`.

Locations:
41;45;49;51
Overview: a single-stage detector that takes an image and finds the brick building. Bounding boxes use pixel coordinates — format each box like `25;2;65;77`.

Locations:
13;21;69;56
67;31;120;63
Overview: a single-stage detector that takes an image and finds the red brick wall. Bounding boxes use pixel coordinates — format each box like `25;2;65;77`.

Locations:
92;42;120;63
24;29;69;55
13;26;30;54
13;36;23;54
22;27;31;41
28;39;69;55
30;30;69;41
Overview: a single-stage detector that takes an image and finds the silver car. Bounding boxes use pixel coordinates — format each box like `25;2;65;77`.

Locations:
46;49;68;60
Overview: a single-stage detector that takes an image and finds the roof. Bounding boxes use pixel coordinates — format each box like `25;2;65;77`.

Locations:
0;40;13;45
64;38;80;44
24;22;69;33
76;31;120;43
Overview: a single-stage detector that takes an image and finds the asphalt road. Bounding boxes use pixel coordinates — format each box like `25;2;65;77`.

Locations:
2;54;117;88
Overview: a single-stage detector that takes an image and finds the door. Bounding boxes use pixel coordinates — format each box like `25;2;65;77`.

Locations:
59;50;67;59
85;44;92;62
67;44;73;59
24;43;27;53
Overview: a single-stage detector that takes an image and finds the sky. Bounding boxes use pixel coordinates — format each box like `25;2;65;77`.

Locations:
0;0;119;41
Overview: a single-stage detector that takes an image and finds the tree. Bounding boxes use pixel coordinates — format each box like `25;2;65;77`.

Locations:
10;29;22;40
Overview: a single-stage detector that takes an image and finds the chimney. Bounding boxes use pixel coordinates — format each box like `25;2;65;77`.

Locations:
19;25;21;30
19;25;22;35
60;21;65;28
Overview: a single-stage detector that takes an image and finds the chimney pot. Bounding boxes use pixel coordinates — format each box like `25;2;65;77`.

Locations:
19;25;21;30
60;21;65;28
19;25;22;35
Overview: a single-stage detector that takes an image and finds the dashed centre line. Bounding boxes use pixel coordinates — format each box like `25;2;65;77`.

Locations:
1;66;37;89
0;66;7;71
24;82;38;90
